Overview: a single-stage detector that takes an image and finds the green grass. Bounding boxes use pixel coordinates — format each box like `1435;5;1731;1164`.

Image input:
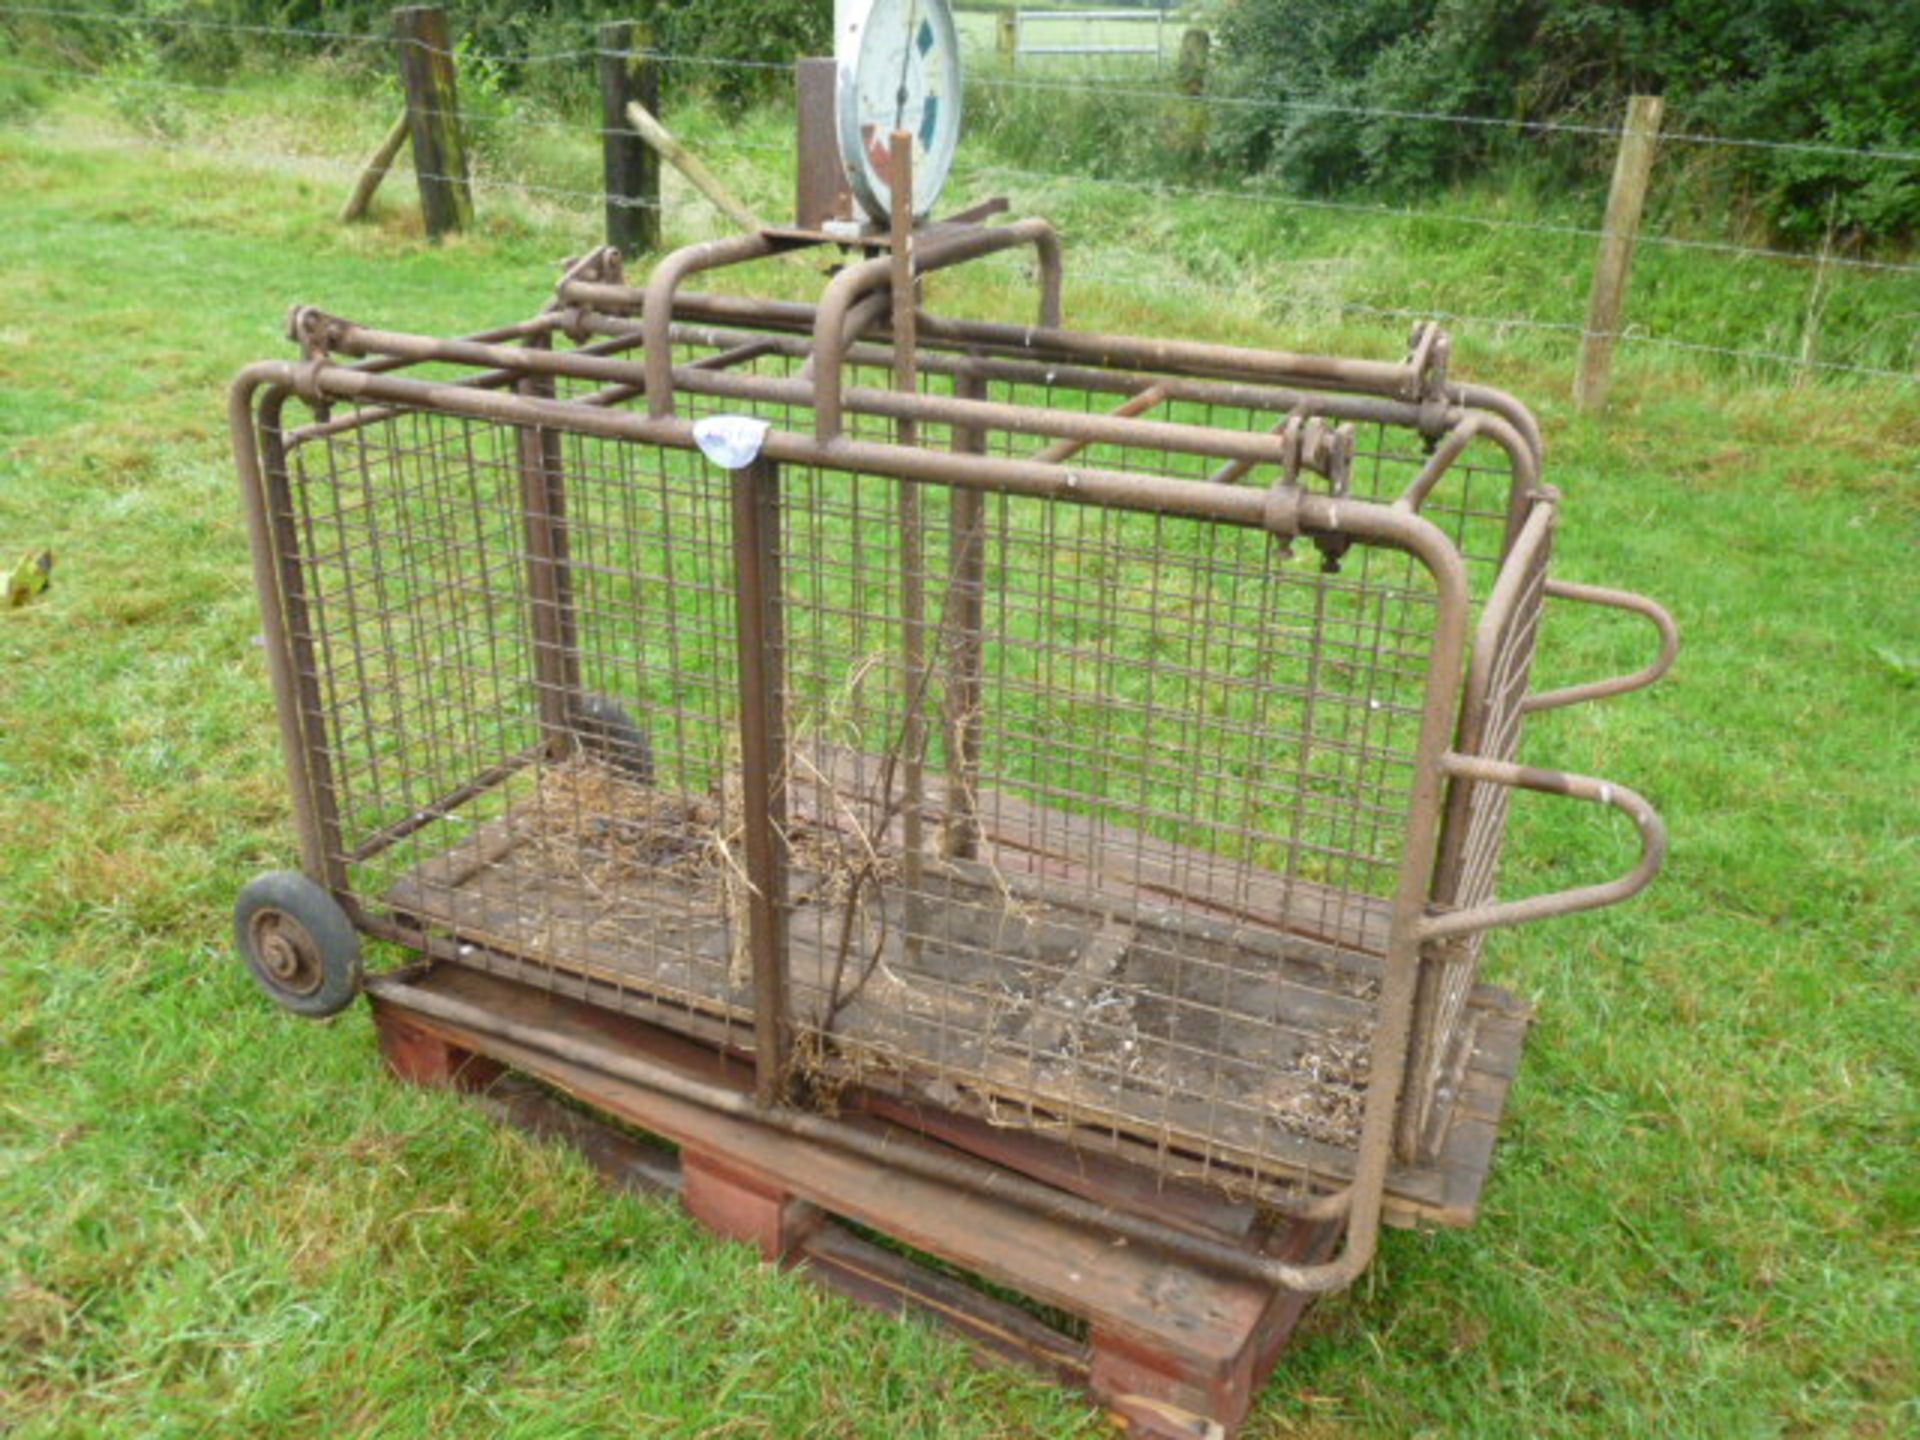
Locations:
3;65;1918;1440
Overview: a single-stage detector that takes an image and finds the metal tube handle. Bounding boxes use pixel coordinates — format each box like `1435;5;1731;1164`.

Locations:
1420;753;1667;941
1525;579;1677;714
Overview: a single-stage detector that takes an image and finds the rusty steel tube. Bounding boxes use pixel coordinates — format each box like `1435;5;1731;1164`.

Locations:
291;320;1390;479
231;369;330;883
568;310;1456;432
811;218;1063;439
1422;755;1668;941
602;315;1547;509
640;231;817;418
561;280;1428;400
1525;580;1678;712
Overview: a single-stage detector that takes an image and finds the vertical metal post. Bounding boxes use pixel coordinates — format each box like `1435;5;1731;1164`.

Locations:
1575;94;1663;414
598;21;660;257
942;372;987;861
251;402;351;893
795;58;851;229
516;334;582;752
393;5;473;238
731;454;790;1105
890;131;927;955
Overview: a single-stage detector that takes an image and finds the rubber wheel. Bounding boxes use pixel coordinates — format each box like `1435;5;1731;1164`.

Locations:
571;692;654;783
233;871;363;1018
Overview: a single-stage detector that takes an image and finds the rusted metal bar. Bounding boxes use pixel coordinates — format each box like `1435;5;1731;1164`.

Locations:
230;377;342;887
516;330;583;750
591;311;1525;463
347;743;547;863
1030;384;1167;465
891;133;928;960
1525;580;1678;712
942;371;988;861
1423;755;1668;941
562;279;1418;397
794;58;850;229
810;219;1064;438
730;453;791;1104
290;317;1399;480
641;232;819;418
246;359;1308;523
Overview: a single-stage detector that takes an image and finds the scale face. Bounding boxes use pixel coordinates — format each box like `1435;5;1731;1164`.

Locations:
835;0;963;224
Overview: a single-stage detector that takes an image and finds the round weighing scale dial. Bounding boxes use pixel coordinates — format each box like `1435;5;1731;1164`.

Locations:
835;0;963;224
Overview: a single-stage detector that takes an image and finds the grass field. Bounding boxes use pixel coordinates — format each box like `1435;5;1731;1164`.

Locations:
2;66;1917;1439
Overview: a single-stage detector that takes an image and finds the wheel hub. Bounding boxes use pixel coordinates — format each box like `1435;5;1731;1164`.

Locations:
249;910;325;996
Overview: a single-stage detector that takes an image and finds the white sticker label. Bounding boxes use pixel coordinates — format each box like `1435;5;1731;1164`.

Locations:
692;414;772;470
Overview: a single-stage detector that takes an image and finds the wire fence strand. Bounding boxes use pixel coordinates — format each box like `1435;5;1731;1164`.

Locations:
1;5;1914;385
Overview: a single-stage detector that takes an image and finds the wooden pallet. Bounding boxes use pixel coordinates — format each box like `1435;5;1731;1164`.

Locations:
366;963;1365;1439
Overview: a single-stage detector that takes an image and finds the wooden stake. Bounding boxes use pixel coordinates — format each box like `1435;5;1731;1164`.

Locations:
598;21;659;257
393;5;473;239
1574;93;1663;414
625;98;764;234
338;109;410;224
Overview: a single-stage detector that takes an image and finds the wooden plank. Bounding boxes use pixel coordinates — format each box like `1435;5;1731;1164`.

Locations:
1006;914;1134;1054
476;1075;681;1199
797;1223;1090;1384
807;745;1393;956
374;966;1282;1365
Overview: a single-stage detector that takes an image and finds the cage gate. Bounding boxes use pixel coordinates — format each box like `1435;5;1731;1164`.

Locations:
230;217;1674;1388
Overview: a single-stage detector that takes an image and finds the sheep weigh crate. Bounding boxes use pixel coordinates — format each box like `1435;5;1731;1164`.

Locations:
230;221;1674;1437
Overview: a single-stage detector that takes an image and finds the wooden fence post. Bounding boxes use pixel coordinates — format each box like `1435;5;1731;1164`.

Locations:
1176;27;1209;96
1574;93;1663;414
393;4;473;239
598;20;660;256
998;12;1018;67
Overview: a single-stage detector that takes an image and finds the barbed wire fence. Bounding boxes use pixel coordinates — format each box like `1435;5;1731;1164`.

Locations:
0;1;1914;393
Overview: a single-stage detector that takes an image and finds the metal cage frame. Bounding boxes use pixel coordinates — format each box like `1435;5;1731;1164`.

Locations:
230;217;1674;1294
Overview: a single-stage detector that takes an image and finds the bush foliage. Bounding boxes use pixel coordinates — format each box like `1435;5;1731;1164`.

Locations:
5;1;831;105
1214;0;1920;244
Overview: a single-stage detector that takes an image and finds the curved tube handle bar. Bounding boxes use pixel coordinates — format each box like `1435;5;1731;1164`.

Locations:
642;231;821;419
1524;579;1678;714
1421;754;1667;942
813;217;1063;440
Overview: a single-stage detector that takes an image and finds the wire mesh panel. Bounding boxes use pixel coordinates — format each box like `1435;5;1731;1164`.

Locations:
270;385;1466;1200
237;252;1658;1220
1404;501;1554;1154
281;408;761;1055
770;463;1443;1196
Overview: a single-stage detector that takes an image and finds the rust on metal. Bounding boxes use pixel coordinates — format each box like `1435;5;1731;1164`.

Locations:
230;197;1673;1329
